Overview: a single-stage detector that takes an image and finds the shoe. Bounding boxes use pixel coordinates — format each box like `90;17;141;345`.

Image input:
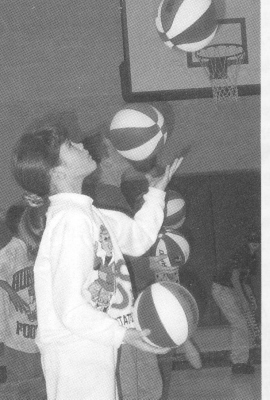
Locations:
231;363;255;374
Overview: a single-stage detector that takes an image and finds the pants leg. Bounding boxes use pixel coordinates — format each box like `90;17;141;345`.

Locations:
250;273;261;324
5;346;43;381
118;344;162;400
211;283;250;364
41;341;117;400
157;351;174;400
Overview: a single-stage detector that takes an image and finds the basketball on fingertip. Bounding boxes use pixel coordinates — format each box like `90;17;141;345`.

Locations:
133;281;199;348
107;104;168;162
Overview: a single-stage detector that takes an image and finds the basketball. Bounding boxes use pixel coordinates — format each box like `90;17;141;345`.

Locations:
134;189;186;229
155;0;218;52
108;104;167;162
151;228;190;266
163;189;186;229
133;281;199;348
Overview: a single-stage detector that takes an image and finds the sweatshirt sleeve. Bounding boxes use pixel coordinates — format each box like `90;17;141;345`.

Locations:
99;187;165;257
49;211;126;348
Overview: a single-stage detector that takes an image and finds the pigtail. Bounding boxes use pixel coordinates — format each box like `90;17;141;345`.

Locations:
19;202;48;259
23;192;46;208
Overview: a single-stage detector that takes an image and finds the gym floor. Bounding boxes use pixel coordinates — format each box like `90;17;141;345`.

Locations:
168;365;261;400
0;325;263;400
0;358;262;400
169;325;262;400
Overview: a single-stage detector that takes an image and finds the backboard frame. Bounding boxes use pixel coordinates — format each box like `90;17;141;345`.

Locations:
119;0;260;103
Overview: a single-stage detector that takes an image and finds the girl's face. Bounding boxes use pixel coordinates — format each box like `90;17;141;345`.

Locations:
59;140;97;179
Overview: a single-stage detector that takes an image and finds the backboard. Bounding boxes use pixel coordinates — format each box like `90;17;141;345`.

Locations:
120;0;260;102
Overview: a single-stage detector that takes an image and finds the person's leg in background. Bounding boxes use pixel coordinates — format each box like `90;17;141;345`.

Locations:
4;346;43;381
211;282;254;374
157;350;174;400
0;289;8;384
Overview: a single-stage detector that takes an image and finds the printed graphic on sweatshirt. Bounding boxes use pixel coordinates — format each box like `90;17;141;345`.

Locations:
86;225;133;324
87;225;115;312
12;266;37;332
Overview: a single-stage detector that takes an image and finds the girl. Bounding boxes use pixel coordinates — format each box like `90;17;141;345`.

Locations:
11;122;181;400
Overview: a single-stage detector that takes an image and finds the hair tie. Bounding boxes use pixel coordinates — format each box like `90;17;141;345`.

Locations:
23;192;45;208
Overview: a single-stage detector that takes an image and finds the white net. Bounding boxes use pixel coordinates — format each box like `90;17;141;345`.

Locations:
195;44;245;102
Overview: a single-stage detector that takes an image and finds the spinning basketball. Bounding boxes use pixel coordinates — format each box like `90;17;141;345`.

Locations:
133;281;199;348
155;0;218;52
108;104;167;162
151;229;190;266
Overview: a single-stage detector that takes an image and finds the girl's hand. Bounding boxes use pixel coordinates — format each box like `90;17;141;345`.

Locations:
148;255;180;274
9;291;30;314
146;158;183;192
123;328;170;354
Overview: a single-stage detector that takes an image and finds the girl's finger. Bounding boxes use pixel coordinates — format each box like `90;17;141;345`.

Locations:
172;157;183;172
176;157;183;169
169;157;183;179
169;158;179;173
165;164;170;176
140;329;151;337
156;254;168;261
162;165;170;182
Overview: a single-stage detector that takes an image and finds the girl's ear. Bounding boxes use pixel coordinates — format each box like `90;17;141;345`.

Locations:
50;164;67;185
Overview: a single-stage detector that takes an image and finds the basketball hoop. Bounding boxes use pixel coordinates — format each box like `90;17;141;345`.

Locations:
195;44;245;102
